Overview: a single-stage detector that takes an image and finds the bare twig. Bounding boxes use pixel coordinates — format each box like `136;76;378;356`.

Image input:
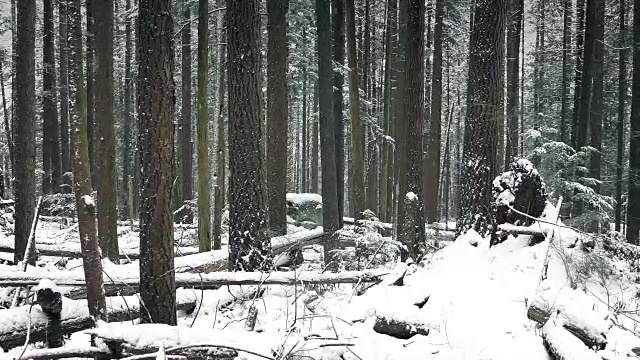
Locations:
17;303;35;360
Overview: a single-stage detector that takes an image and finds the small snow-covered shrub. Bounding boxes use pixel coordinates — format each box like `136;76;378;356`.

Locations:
41;193;76;217
286;193;322;224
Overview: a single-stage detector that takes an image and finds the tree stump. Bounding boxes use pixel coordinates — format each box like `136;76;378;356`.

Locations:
493;159;548;245
35;279;63;348
400;193;419;261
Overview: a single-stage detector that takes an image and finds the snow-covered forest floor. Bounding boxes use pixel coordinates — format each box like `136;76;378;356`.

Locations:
0;201;639;359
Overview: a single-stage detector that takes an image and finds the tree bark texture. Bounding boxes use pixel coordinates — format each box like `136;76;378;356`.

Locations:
616;0;627;232
394;0;408;240
14;0;36;264
332;0;345;222
59;0;72;193
95;0;119;262
505;0;523;165
267;0;289;237
571;0;586;150
457;0;505;237
43;0;61;195
560;0;572;145
137;0;177;325
588;0;605;196
316;0;341;265
181;3;193;203
402;0;426;255
346;0;366;221
227;0;272;272
425;0;444;224
627;0;640;244
69;0;107;323
197;0;211;252
86;0;97;187
213;1;226;251
121;0;133;220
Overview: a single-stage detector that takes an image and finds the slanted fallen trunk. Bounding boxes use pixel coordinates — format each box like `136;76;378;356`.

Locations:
542;317;602;360
528;299;610;350
0;290;197;350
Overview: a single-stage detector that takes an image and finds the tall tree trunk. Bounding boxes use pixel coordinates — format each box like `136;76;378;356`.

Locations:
345;0;365;220
560;0;572;145
628;0;640;244
213;2;226;251
86;0;97;186
402;0;425;259
505;0;523;165
381;0;397;223
531;0;544;168
43;0;61;194
589;0;605;196
0;56;11;191
425;0;444;224
121;0;132;220
394;0;408;240
332;0;345;222
181;3;193;203
14;0;36;264
574;0;597;216
457;0;506;238
571;0;586;149
267;0;289;237
302;29;308;193
227;0;272;272
69;0;107;322
59;0;72;193
138;0;176;324
616;0;627;233
94;0;119;262
310;82;319;194
364;0;377;214
316;0;340;265
197;0;211;251
10;0;15;191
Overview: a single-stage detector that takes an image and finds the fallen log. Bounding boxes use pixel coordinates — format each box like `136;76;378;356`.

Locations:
496;223;545;237
0;269;389;289
372;313;430;340
181;228;328;273
527;299;610;349
542;316;602;360
0;242;199;260
0;289;197;351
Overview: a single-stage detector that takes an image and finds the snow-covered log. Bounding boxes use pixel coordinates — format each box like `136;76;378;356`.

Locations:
16;347;110;360
372;313;430;340
528;300;610;349
496;223;545;237
178;228;328;273
0;290;197;350
541;316;602;360
0;269;389;289
0;243;199;260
